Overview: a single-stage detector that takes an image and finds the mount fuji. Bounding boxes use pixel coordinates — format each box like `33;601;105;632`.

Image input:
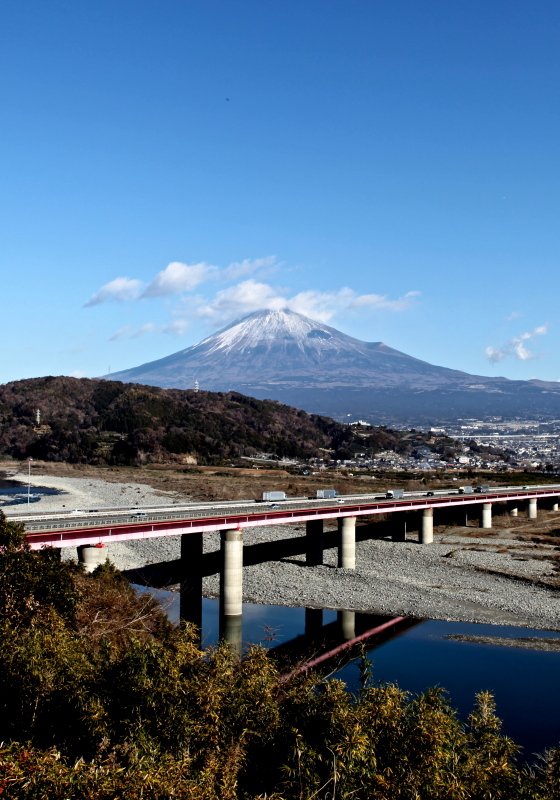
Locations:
107;309;560;422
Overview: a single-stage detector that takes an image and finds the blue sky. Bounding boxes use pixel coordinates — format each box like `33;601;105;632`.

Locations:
2;0;559;384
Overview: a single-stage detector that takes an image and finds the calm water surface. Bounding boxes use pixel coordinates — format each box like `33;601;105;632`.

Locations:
137;587;560;759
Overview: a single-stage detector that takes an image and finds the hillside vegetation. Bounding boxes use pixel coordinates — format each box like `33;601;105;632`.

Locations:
0;376;426;466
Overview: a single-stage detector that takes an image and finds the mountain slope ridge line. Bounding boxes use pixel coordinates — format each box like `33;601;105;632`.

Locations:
106;309;560;420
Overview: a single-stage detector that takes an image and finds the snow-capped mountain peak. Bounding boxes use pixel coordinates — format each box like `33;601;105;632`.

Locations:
196;309;357;357
106;307;560;420
108;307;452;392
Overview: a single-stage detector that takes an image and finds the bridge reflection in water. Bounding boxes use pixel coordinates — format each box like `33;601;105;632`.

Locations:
175;575;419;668
135;583;560;757
269;610;419;675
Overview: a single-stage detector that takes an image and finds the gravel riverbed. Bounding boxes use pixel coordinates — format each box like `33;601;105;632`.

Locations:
5;471;560;631
2;471;184;511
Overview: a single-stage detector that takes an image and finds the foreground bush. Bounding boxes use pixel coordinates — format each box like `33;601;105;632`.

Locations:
1;511;560;799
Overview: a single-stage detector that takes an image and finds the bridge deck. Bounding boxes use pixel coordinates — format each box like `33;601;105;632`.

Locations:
7;485;560;549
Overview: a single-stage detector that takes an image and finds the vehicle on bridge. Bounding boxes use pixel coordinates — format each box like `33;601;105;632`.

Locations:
262;491;286;502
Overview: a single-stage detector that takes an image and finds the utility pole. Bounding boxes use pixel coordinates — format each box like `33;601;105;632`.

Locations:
27;458;33;507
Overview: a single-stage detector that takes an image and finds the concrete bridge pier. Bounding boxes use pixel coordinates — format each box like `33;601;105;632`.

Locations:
527;498;538;519
220;528;243;619
179;532;203;632
392;511;407;542
77;544;108;573
419;508;433;544
338;609;356;640
509;502;519;517
552;501;559;512
338;516;356;568
306;519;324;566
480;503;492;529
305;607;323;635
220;613;243;657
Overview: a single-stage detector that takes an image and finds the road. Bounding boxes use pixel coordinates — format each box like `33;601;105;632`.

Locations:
7;483;560;543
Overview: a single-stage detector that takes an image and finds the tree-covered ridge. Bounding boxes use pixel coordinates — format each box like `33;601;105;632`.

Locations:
0;376;419;466
1;510;560;799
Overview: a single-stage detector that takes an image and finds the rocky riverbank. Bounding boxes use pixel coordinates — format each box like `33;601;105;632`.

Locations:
1;470;187;511
4;470;560;631
115;521;560;631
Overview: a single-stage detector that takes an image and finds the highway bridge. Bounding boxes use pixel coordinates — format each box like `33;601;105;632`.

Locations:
7;483;560;645
10;483;560;549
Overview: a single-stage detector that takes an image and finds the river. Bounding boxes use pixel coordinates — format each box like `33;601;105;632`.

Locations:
137;587;560;759
0;475;61;506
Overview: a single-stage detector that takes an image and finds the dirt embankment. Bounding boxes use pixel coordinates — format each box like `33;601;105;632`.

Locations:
1;460;396;503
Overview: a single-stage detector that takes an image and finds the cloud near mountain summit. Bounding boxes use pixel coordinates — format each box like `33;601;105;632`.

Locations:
192;281;419;324
83;257;420;339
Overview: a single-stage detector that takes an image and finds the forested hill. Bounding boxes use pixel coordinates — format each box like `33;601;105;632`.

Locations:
0;376;412;466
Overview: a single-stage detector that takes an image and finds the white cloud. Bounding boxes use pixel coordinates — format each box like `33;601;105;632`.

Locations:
485;346;506;364
85;258;271;308
109;323;156;341
109;326;129;341
350;290;421;312
142;261;218;298
194;280;284;321
68;370;86;378
109;320;190;341
84;277;144;307
532;325;548;336
88;255;421;338
191;280;419;325
222;256;278;281
131;322;157;338
162;319;191;336
287;288;358;321
506;311;522;321
485;325;549;364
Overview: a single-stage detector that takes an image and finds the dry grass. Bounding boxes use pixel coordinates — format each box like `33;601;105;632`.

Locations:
1;460;403;503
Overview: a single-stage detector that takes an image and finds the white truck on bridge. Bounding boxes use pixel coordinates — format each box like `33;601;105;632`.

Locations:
262;491;286;502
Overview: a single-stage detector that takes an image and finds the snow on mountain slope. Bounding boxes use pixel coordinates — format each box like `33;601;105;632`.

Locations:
106;308;560;419
191;309;416;360
108;308;485;391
